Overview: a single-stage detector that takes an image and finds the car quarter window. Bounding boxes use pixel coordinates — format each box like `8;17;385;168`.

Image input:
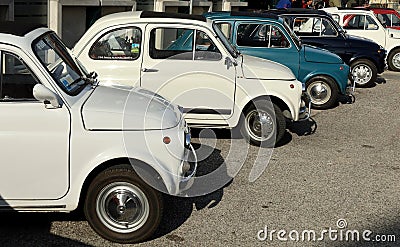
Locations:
89;27;142;60
149;27;221;61
0;52;39;101
237;23;289;48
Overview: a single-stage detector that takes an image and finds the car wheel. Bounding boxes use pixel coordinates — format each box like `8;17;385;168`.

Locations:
306;76;338;110
350;59;377;88
388;48;400;72
84;164;163;244
241;100;286;147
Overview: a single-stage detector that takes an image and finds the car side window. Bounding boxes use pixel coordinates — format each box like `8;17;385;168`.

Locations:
194;30;222;60
343;14;362;29
343;14;378;30
293;17;321;36
365;15;378;30
89;27;142;60
149;28;194;60
389;13;400;26
321;18;338;36
237;23;289;48
149;28;221;61
237;24;268;47
0;52;39;101
376;13;389;26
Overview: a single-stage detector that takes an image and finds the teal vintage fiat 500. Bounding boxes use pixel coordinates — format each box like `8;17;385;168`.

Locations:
205;12;352;109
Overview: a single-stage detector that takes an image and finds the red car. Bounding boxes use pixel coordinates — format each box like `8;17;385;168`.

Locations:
370;8;400;30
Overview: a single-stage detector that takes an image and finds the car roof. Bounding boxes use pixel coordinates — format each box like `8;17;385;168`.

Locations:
205;11;283;24
265;8;331;16
369;7;398;13
322;7;373;13
97;11;206;25
0;22;50;50
206;11;279;20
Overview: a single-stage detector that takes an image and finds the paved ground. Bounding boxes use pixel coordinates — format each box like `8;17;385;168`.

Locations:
0;71;399;247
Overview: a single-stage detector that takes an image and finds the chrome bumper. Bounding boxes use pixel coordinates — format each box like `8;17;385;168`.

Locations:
298;92;311;121
178;129;197;194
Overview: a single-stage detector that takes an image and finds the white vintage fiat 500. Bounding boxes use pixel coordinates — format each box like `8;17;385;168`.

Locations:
74;11;310;147
0;22;196;243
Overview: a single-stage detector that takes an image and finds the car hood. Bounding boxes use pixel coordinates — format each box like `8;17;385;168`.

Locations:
387;28;400;39
240;54;296;80
302;44;342;64
82;85;181;130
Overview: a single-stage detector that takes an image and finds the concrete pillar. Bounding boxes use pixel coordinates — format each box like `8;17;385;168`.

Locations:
154;0;212;14
215;0;248;11
48;0;135;47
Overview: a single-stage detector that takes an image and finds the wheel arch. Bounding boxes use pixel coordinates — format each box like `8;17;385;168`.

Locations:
77;157;167;210
386;45;400;57
305;74;342;92
349;56;378;71
242;95;290;119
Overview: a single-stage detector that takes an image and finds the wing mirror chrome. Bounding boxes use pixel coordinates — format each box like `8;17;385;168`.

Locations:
33;84;61;108
224;57;237;70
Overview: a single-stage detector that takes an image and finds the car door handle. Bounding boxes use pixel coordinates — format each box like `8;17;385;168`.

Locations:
141;68;158;72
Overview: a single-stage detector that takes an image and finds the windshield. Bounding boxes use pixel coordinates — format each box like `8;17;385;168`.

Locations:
212;22;239;58
283;21;301;48
33;32;86;95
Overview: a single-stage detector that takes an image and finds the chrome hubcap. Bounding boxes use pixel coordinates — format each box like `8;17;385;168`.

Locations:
352;64;372;85
392;53;400;69
307;81;331;105
245;109;275;142
96;182;149;233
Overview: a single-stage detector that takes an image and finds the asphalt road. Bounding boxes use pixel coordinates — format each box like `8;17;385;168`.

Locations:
0;71;399;247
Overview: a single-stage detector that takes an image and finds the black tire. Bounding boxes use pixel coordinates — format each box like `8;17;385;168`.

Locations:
306;75;339;110
84;164;163;244
388;48;400;72
350;59;377;88
240;100;286;147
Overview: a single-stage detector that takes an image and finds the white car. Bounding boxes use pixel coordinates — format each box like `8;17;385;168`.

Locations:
73;11;310;147
0;23;196;243
323;7;400;71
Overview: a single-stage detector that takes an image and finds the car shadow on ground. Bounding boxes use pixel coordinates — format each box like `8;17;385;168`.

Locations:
277;117;317;147
0;211;90;246
150;143;231;242
376;75;387;84
0;144;230;246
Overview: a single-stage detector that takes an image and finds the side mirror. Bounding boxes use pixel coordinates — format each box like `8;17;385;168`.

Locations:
224;57;237;69
33;84;61;108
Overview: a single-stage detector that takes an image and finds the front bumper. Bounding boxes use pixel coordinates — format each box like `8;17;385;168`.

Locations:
177;129;197;194
378;48;387;73
298;92;311;121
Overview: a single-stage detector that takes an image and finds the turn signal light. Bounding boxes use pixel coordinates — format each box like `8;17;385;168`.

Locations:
163;136;171;144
